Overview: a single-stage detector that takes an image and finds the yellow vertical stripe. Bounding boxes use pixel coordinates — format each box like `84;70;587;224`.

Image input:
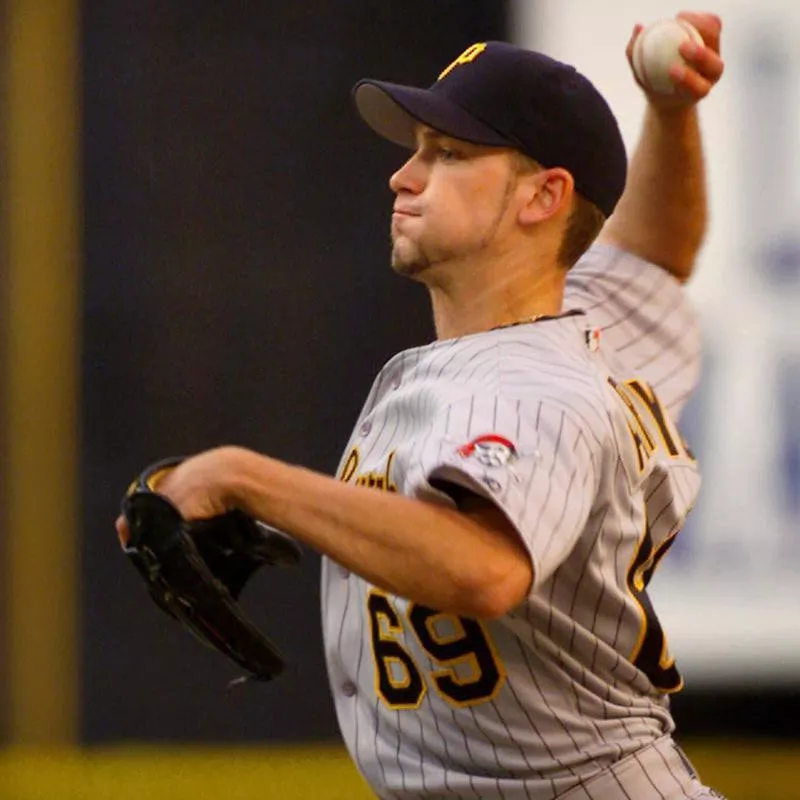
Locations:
3;0;81;743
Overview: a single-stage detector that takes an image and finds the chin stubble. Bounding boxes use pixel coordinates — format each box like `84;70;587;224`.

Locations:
389;169;518;278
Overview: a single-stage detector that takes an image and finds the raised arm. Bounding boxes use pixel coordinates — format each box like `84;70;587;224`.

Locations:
597;12;725;282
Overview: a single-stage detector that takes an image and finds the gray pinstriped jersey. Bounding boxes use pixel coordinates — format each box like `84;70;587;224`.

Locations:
561;244;701;421
322;247;709;799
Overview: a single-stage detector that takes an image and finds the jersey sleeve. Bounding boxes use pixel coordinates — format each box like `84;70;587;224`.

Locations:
564;243;701;420
416;395;602;591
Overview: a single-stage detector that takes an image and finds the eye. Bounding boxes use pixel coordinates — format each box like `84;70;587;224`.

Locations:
437;146;462;162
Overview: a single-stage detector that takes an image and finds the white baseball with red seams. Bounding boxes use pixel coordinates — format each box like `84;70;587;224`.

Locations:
632;19;704;95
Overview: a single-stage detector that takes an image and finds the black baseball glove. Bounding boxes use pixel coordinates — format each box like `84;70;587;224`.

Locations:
120;456;302;686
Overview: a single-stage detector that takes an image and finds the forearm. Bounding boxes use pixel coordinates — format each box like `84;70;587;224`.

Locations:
228;449;530;617
598;104;706;282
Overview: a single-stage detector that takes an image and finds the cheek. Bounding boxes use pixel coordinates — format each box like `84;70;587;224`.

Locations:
449;176;508;224
427;186;489;239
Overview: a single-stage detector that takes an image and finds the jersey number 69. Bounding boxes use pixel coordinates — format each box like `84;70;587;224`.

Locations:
367;590;506;710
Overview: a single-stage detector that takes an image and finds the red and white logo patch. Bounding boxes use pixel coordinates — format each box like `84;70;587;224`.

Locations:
457;434;517;467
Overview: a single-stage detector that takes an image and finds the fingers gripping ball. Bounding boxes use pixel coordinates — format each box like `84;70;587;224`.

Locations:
120;456;303;686
632;19;704;95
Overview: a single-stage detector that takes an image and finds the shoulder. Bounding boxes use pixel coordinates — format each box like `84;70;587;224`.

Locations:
491;316;609;399
565;243;688;306
432;326;617;449
564;243;702;420
409;319;596;394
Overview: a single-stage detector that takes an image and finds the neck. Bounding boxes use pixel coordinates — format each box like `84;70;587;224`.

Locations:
425;252;565;340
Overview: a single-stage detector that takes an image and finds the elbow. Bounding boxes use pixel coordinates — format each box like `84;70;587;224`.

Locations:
659;243;703;284
660;258;694;284
461;556;533;620
661;220;708;283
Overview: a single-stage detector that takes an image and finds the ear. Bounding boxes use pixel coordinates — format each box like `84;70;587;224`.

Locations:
518;168;574;226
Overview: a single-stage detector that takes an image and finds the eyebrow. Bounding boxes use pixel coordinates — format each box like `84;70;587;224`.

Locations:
414;126;443;144
413;126;466;149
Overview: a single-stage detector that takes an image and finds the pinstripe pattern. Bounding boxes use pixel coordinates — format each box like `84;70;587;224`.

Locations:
563;244;701;421
322;247;717;798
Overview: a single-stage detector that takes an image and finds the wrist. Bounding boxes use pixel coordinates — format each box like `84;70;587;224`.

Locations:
209;445;266;513
646;98;699;121
223;446;293;522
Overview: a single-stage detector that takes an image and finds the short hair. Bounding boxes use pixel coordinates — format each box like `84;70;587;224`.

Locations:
559;193;606;269
513;153;607;269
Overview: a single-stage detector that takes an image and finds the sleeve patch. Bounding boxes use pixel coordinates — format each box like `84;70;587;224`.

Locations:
456;434;518;468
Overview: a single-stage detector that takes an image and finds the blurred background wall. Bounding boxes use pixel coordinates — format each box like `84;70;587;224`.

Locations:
0;1;798;798
521;0;800;743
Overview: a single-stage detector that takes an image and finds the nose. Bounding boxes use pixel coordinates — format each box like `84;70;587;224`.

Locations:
389;151;426;196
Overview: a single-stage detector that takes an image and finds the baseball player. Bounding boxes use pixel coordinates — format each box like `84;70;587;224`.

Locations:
117;12;726;800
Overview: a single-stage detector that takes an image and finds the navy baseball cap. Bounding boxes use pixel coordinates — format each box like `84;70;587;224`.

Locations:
353;41;627;218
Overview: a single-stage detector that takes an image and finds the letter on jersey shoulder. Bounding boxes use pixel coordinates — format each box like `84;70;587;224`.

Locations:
607;377;695;475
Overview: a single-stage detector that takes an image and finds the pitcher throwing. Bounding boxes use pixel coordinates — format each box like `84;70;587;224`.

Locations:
117;12;726;799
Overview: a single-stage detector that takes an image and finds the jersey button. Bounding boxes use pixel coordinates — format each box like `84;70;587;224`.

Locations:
359;420;372;436
342;681;357;697
339;565;350;579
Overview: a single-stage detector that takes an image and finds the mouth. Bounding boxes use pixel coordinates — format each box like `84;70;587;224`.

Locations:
392;210;420;236
392;206;420;219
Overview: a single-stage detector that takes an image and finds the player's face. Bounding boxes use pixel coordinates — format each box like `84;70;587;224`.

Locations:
388;126;520;279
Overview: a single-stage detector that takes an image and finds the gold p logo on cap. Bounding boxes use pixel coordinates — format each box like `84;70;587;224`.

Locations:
438;42;488;81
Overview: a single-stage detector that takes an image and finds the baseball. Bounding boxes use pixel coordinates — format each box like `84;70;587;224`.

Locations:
632;18;704;95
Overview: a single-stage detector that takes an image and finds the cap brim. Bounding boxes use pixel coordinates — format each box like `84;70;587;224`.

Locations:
353;80;513;150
